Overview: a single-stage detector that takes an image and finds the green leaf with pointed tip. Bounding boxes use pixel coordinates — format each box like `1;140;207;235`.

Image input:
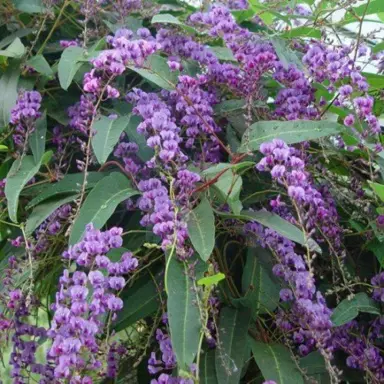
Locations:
12;0;46;13
92;115;130;164
197;273;225;287
0;38;25;58
58;46;85;90
281;26;321;39
69;172;139;244
0;29;33;50
331;292;380;327
299;352;330;384
241;248;280;315
26;55;53;77
250;341;304;384
29;111;47;164
270;37;304;70
239;120;344;153
151;14;195;33
369;181;384;202
167;257;202;370
187;198;215;262
215;307;251;384
0;61;20;127
26;172;107;209
128;54;178;90
200;350;218;384
0;145;8;152
25;194;78;236
5;156;41;223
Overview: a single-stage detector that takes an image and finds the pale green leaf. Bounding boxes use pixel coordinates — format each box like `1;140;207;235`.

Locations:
69;172;139;244
197;273;225;287
0;62;20;127
270;37;304;70
151;13;195;33
369;181;384;202
26;55;53;77
58;46;85;90
209;47;237;62
5;156;41;223
12;0;45;13
92;115;130;164
0;38;25;58
187;198;215;262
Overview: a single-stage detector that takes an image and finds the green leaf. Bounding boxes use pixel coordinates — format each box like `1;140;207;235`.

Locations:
0;29;33;50
362;72;384;89
0;38;25;58
41;150;53;166
26;55;53;77
239;120;344;153
214;99;246;115
92;115;130;164
26;172;107;209
69;172;139;245
25;194;77;236
331;292;380;327
281;26;321;39
200;350;218;384
300;352;330;384
29;111;47;164
114;272;161;332
167;257;202;370
104;16;143;33
215;307;251;384
373;41;384;53
239;210;320;252
209;47;237;62
343;1;384;23
369;181;384;202
128;54;178;90
5;156;41;223
124;114;154;162
187;198;215;262
250;341;304;384
241;248;280;315
197;273;225;287
0;145;8;152
0;61;20;127
58;46;85;90
151;14;195;33
270;37;304;70
12;0;45;13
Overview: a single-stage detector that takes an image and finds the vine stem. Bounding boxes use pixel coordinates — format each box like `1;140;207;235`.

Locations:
36;0;70;55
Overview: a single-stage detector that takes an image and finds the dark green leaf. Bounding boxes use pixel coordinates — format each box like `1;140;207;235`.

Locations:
114;272;161;331
187;198;215;262
5;156;41;223
29;111;47;164
0;38;25;58
26;172;107;209
200;350;218;384
12;0;46;13
151;13;195;33
124;114;154;162
26;55;53;77
214;100;246;115
25;194;77;236
128;54;178;90
215;307;251;384
69;172;139;244
250;341;304;384
241;248;280;315
167;257;202;370
58;47;85;90
270;37;304;70
239;120;344;153
92;115;130;164
0;29;33;50
300;352;330;384
369;181;384;202
0;61;20;127
331;292;380;327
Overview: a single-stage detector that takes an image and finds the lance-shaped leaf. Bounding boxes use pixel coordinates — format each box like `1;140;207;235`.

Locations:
215;307;251;384
5;156;41;223
0;38;25;58
12;0;46;13
167;257;202;370
29;111;47;164
26;172;107;209
250;341;304;384
92;115;130;164
187;198;215;262
26;55;53;77
0;61;20;127
58;46;85;90
331;292;380;327
128;54;178;90
270;37;304;71
241;248;280;315
69;172;139;244
239;120;344;153
25;194;78;236
151;14;195;33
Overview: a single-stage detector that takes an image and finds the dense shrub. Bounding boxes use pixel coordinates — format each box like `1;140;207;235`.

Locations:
0;0;383;383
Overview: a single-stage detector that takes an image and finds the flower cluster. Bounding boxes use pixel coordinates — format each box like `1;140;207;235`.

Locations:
10;91;42;149
47;224;138;380
371;272;384;302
